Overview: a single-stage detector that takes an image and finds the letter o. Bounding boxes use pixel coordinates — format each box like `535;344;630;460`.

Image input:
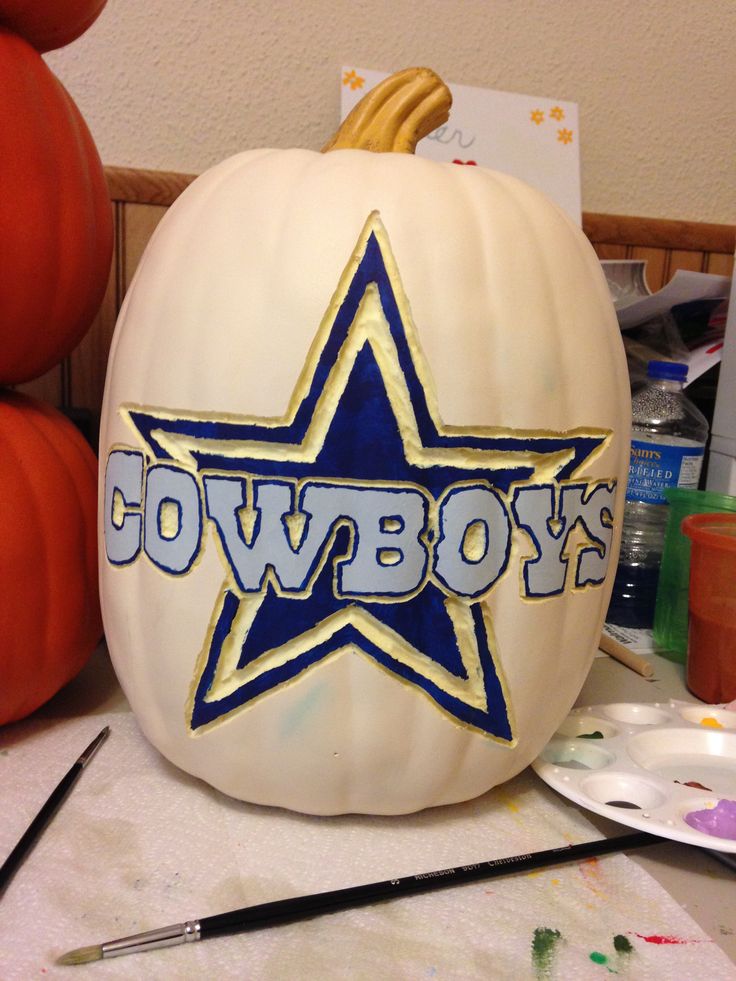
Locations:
144;466;202;574
434;486;511;598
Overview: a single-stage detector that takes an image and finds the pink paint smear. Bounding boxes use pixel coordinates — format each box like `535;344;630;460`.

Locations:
635;933;706;945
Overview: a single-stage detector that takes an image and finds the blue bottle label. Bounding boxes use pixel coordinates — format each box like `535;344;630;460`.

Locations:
626;439;704;505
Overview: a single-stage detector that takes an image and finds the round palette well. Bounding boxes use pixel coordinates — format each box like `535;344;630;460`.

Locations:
532;700;736;852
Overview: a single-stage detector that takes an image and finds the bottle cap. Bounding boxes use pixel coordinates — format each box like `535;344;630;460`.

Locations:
647;360;688;382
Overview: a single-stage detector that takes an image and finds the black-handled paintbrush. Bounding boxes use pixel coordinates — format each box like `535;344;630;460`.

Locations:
0;726;109;899
58;828;660;965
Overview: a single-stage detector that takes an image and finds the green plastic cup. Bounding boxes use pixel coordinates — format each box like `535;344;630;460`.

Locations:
653;487;736;661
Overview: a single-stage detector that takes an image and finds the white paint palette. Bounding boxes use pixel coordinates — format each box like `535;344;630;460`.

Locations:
533;700;736;852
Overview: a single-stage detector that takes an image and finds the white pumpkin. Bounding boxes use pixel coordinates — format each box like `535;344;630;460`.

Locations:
99;69;630;815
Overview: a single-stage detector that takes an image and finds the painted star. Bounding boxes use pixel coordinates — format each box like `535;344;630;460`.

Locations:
124;214;607;741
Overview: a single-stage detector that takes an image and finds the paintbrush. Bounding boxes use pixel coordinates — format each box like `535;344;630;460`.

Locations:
58;829;659;965
0;726;109;898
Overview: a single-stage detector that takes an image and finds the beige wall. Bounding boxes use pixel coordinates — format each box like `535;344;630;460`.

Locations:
46;0;735;224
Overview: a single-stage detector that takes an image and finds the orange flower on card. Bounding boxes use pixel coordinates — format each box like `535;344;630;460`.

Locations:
530;109;545;125
342;69;365;90
550;106;565;121
557;128;574;145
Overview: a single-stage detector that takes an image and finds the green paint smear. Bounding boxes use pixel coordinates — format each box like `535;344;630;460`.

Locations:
613;934;634;954
532;927;562;977
590;951;608;965
578;731;604;739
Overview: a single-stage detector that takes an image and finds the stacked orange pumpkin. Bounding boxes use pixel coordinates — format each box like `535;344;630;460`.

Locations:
0;2;111;725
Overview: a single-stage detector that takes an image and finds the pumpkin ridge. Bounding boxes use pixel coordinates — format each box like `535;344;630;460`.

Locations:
24;401;84;668
0;33;112;383
43;403;100;609
0;393;100;723
0;399;53;717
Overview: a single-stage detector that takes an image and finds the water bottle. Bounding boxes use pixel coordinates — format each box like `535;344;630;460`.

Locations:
607;360;709;629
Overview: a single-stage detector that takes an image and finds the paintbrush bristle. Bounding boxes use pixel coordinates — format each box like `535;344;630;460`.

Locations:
56;944;102;965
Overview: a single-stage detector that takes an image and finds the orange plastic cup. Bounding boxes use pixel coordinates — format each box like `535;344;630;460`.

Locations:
682;513;736;703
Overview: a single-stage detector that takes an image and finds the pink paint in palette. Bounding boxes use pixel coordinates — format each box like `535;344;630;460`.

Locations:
684;799;736;840
533;700;736;850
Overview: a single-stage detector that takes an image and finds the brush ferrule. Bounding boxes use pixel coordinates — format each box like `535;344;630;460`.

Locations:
102;920;201;958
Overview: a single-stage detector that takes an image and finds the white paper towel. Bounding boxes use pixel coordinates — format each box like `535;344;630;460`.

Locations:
1;712;734;980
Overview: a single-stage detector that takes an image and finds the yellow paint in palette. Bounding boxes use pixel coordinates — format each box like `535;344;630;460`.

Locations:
700;716;723;728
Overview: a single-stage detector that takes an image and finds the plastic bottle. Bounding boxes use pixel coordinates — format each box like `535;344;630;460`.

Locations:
607;360;709;629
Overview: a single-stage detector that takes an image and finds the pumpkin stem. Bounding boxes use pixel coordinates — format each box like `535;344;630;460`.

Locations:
322;67;452;154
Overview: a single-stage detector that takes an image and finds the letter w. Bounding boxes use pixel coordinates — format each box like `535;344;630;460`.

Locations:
203;476;334;593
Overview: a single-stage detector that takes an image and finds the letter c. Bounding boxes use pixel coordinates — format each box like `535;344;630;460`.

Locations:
104;450;144;565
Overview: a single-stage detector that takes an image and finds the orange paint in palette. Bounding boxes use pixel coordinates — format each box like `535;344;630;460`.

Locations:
699;716;723;729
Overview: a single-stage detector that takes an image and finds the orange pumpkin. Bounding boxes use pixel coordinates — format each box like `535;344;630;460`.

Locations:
0;29;112;385
0;0;106;52
0;390;101;726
